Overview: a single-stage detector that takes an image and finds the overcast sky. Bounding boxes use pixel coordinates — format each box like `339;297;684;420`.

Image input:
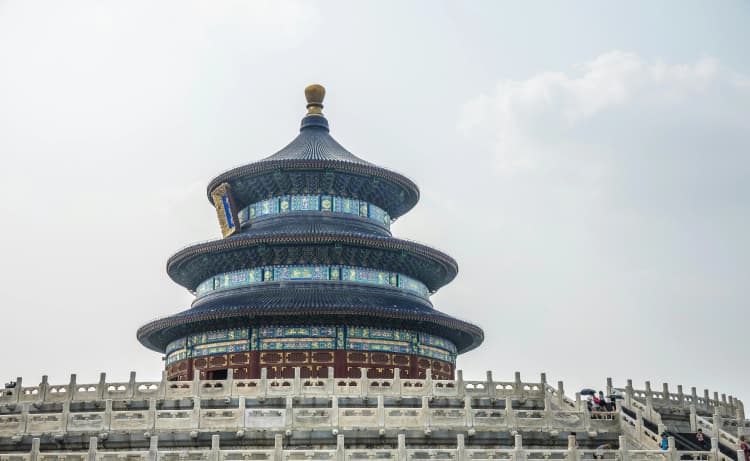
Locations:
1;1;748;403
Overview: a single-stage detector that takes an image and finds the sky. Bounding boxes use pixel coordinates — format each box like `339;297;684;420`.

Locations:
0;1;748;404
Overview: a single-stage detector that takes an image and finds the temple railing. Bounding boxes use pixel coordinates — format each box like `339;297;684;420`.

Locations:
0;394;620;437
1;370;565;404
614;379;744;420
0;433;725;461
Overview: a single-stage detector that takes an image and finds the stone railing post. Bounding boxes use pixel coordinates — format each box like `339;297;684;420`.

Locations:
62;400;71;432
634;408;644;441
192;371;201;398
148;398;157;432
226;367;234;397
425;368;432;397
327;367;335;395
457;434;466;461
736;408;745;438
618;436;629;461
30;437;40;461
691;387;698;407
667;436;677;461
239;396;246;428
737;399;745;421
88;436;99;461
422;396;431;432
505;397;515;431
130;371;138;399
360;368;369;400
540;372;547;387
285;397;293;432
148;435;158;461
274;433;283;461
677;385;684;406
567;434;578;461
582;400;591;432
464;396;474;431
514;433;526;461
336;434;345;461
158;370;167;400
331;396;339;430
644;381;654;409
20;398;29;434
557;381;566;408
606;377;613;396
690;404;698;432
12;377;22;404
377;395;385;431
39;375;49;402
104;399;112;431
97;373;106;400
704;389;711;412
260;368;268;401
192;396;201;430
543;392;553;430
625;379;634;408
293;368;301;397
69;373;78;400
714;392;721;412
456;370;465;399
575;393;583;412
393;368;402;395
710;437;719;461
662;383;670;403
713;410;723;442
487;371;496;400
210;434;220;461
739;450;747;461
397;433;406;461
514;371;522;396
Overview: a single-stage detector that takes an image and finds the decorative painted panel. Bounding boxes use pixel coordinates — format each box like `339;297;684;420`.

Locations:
346;339;411;354
398;274;430;298
188;328;249;347
192;341;250;358
195;265;429;300
418;332;458;353
273;266;328;281
258;326;336;338
167;326;455;364
291;195;319;211
166;337;186;354
166;350;187;365
333;197;359;215
238;195;391;229
259;338;335;350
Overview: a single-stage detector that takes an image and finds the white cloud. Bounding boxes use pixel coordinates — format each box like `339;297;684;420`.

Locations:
447;51;750;397
459;51;734;176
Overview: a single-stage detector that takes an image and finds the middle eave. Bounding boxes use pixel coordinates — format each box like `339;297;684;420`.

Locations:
166;232;458;293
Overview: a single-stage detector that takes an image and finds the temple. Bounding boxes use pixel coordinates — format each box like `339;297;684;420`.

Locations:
137;84;483;382
0;85;747;461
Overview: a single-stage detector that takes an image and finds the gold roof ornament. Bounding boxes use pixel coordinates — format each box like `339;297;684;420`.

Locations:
304;83;325;116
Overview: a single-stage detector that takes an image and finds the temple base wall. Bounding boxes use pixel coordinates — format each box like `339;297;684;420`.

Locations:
166;350;454;380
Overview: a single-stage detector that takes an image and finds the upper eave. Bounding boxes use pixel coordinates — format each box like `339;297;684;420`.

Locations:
166;232;458;293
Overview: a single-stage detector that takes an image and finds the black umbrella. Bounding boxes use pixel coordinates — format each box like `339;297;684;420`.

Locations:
580;388;596;395
608;394;624;400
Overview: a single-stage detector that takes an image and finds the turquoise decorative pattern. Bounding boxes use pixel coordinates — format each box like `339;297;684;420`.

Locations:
195;265;429;299
166;337;186;354
419;332;458;353
165;326;456;364
238;195;391;228
258;326;336;338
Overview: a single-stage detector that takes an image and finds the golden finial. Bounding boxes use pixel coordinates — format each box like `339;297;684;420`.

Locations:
305;84;325;116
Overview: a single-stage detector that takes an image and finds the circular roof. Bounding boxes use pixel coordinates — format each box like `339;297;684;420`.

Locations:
206;87;420;219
